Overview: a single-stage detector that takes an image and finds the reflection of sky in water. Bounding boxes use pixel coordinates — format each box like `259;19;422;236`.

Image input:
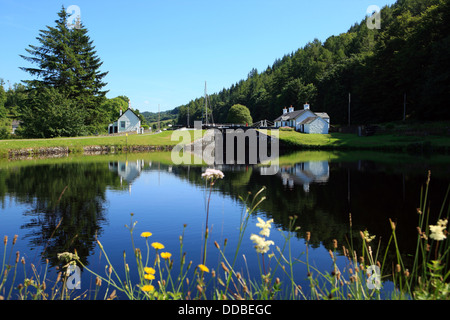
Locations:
0;155;448;299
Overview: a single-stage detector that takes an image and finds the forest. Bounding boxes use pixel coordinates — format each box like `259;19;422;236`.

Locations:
1;0;449;139
175;0;450;127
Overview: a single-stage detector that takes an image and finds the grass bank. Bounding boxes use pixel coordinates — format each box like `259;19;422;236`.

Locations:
0;130;202;158
278;131;450;153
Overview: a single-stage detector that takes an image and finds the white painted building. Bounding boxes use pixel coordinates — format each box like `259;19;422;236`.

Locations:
274;104;330;134
109;108;142;134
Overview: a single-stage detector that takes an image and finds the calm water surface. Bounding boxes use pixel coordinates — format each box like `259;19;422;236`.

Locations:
1;151;449;299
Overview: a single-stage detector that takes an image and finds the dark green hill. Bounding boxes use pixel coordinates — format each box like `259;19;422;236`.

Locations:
175;0;450;126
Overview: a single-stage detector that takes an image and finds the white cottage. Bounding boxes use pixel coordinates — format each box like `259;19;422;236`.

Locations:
109;107;142;134
274;104;330;134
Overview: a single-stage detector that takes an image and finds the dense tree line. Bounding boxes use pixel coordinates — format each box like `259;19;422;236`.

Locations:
176;0;450;127
0;79;136;138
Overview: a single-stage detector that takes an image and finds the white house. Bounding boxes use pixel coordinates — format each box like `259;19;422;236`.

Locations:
109;107;142;134
274;104;330;134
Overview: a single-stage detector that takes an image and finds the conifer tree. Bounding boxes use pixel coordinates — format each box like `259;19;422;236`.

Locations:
20;6;108;135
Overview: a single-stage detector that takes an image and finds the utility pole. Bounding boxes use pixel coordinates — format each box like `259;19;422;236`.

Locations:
158;104;160;131
187;104;190;128
205;81;208;126
403;93;406;121
348;93;351;126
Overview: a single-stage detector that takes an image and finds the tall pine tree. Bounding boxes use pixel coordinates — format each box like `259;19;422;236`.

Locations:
20;6;108;136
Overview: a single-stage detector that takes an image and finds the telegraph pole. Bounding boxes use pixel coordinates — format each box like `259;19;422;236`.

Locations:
403;93;406;121
348;93;351;126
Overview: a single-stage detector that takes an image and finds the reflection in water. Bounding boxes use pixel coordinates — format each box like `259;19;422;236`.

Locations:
109;160;145;193
0;162;126;268
0;152;449;297
277;161;329;192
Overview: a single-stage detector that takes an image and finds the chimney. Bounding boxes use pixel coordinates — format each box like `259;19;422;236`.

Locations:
288;105;294;113
283;107;287;114
120;108;123;116
303;102;310;110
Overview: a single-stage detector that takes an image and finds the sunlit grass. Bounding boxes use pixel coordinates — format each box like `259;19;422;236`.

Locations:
278;131;450;152
0;130;205;157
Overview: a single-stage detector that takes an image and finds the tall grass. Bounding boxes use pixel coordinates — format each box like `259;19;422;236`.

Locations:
0;170;449;300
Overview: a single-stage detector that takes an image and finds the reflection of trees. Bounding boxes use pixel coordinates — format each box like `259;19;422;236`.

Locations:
170;155;449;269
0;163;125;268
0;152;447;277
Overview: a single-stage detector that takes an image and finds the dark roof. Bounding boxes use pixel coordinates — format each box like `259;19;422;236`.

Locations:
299;116;318;125
314;112;329;119
274;110;308;121
274;109;330;122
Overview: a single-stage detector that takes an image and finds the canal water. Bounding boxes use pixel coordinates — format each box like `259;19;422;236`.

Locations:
0;151;449;299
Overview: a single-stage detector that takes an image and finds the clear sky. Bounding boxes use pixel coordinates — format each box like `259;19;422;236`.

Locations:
0;0;397;113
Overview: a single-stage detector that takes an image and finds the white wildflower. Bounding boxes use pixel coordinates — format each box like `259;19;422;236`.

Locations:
429;219;448;241
362;229;376;243
201;168;224;180
250;234;274;254
256;217;274;237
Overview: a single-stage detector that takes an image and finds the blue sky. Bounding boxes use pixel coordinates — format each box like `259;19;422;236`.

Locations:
0;0;397;113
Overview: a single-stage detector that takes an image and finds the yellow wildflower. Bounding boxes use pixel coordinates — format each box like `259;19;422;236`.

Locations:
144;274;155;280
160;252;172;260
198;264;209;273
140;232;152;238
361;230;376;243
141;284;155;292
151;242;165;250
144;267;156;274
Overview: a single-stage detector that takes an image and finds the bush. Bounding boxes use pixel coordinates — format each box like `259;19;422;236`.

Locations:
226;104;253;125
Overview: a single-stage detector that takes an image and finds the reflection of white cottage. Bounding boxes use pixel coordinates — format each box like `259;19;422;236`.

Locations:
108;100;142;134
279;161;329;192
109;160;145;193
274;104;330;134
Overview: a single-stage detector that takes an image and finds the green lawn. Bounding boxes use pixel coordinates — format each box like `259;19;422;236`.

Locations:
0;130;203;157
1;128;449;158
278;131;450;152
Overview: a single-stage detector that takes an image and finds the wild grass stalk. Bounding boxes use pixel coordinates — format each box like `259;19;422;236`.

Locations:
1;170;449;300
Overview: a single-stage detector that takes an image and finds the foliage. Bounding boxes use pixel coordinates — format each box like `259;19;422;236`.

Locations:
1;170;449;300
17;87;87;138
175;0;450;126
226;104;253;125
99;96;129;124
19;6;109;136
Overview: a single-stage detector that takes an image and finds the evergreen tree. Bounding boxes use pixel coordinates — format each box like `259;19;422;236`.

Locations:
18;88;87;138
176;0;449;125
20;6;108;134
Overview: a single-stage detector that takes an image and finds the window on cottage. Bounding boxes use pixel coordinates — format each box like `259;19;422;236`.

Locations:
120;121;126;128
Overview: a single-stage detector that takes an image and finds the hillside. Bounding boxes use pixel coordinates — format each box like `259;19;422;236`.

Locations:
175;0;450;127
141;109;179;125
